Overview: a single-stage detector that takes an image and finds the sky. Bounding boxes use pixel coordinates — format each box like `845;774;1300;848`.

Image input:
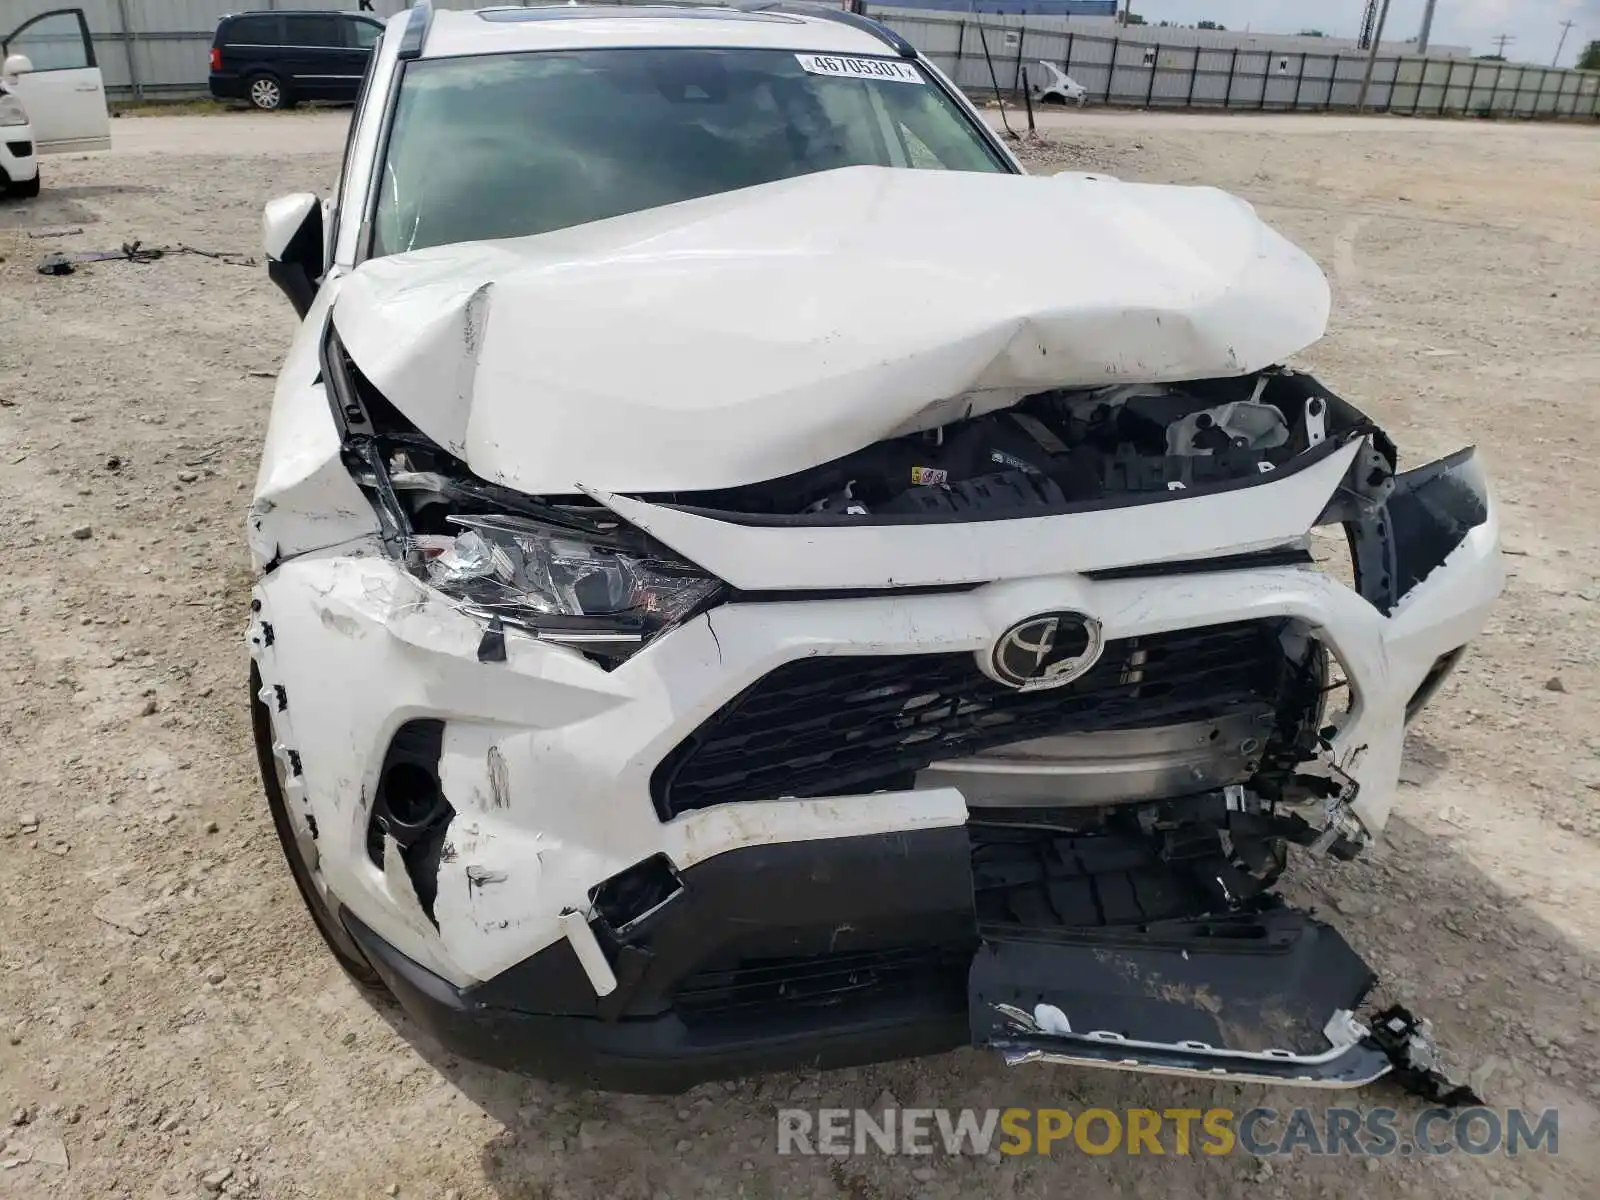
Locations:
1129;0;1600;66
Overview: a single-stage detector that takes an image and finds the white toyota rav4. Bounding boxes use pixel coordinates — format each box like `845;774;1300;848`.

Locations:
251;2;1503;1098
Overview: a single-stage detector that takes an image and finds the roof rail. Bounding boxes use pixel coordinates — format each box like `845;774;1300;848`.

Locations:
397;0;433;60
738;2;917;60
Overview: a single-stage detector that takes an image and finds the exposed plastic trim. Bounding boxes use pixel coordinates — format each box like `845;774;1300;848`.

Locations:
397;0;433;60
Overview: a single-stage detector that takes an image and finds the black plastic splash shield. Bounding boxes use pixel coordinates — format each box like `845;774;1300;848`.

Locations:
970;907;1396;1088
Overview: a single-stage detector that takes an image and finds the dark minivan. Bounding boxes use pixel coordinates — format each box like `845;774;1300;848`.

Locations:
209;10;383;110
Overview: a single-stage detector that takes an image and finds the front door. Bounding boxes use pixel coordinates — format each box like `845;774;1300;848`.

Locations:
2;8;110;153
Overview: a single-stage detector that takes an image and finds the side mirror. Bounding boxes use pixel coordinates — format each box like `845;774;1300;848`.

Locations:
263;192;324;319
2;55;34;83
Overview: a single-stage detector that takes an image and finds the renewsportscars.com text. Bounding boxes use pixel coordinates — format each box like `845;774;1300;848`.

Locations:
776;1106;1559;1159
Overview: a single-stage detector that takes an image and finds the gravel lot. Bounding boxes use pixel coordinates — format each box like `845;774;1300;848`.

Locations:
1;109;1598;1199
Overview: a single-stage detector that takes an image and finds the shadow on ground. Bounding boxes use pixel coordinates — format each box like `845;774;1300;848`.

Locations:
0;183;157;229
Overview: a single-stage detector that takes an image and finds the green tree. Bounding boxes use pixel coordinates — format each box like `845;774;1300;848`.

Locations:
1197;19;1226;30
1578;39;1600;71
1297;30;1328;38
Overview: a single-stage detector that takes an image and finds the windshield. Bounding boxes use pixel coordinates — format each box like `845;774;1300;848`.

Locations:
371;47;1009;256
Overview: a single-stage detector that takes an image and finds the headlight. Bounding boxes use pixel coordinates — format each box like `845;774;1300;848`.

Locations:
0;96;28;128
413;514;723;658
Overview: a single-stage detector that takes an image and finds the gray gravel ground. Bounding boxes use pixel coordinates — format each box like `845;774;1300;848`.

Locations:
1;109;1598;1199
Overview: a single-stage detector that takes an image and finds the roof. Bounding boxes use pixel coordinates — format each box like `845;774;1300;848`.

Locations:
409;5;905;60
224;9;376;16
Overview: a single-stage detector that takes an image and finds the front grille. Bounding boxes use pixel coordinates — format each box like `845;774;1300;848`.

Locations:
674;945;966;1022
652;620;1293;818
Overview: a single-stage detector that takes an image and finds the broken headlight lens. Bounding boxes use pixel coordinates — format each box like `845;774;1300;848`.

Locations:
0;96;28;128
414;514;723;651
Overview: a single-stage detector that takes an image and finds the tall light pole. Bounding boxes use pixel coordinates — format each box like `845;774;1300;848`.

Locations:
1554;19;1576;66
1417;0;1439;55
1356;0;1394;112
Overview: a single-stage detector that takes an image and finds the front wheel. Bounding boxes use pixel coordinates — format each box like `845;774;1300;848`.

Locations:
246;72;293;111
250;664;386;991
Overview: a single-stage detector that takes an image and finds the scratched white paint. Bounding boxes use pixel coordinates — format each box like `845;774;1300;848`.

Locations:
251;501;1500;985
247;285;378;571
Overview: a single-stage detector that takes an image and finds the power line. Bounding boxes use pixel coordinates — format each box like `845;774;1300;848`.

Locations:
1553;19;1576;67
1491;33;1516;59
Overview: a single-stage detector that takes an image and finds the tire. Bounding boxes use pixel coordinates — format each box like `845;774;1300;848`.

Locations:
246;72;292;111
250;664;387;992
12;171;40;198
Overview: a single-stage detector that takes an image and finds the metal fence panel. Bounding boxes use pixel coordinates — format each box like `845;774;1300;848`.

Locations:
9;0;1598;117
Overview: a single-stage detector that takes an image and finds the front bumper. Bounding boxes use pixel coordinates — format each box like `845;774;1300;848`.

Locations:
341;828;1459;1099
342;828;976;1093
249;445;1500;1090
0;128;37;185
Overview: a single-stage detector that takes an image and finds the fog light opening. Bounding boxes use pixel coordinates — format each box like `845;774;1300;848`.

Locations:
591;853;685;940
377;762;447;842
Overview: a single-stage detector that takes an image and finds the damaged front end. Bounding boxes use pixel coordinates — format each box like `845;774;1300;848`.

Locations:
248;324;1497;1099
247;168;1500;1099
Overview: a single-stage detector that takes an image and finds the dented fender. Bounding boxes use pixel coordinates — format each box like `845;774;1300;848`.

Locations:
249;280;381;571
247;546;970;983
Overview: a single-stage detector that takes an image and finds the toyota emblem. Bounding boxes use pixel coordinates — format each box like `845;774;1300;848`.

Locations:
985;612;1105;691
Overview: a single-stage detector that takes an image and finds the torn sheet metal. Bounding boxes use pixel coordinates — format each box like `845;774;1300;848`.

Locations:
332;165;1331;495
249;289;382;570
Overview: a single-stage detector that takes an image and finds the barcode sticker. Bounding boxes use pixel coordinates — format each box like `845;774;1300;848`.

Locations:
796;54;924;84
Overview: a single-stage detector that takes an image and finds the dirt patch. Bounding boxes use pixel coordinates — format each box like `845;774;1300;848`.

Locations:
1;113;1598;1199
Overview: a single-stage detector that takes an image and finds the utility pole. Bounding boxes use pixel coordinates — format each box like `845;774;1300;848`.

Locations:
1417;0;1438;55
1356;0;1393;112
1491;33;1515;58
1553;20;1576;66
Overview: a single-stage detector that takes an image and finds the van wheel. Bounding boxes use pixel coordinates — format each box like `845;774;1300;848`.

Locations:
12;172;40;198
247;72;293;111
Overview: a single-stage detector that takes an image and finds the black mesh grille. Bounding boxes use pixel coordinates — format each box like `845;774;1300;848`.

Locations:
674;946;966;1021
652;621;1292;819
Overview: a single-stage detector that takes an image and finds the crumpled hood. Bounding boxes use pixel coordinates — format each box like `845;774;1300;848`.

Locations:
332;165;1330;494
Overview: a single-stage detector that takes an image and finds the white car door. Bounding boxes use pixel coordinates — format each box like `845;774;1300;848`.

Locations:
2;8;110;153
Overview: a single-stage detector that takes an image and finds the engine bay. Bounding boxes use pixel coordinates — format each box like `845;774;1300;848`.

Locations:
659;367;1390;521
339;344;1393;540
